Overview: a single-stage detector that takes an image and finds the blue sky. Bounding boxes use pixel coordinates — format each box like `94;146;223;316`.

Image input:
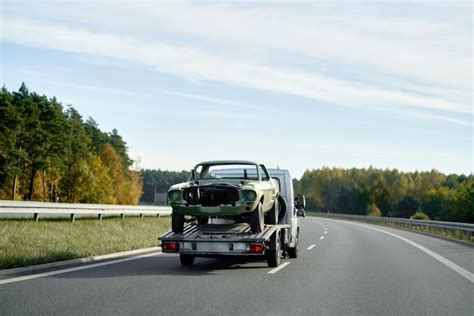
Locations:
1;0;472;178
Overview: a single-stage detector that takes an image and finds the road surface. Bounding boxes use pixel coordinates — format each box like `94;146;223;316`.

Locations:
1;217;473;315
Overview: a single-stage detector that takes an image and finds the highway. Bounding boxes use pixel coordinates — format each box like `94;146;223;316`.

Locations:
1;218;473;315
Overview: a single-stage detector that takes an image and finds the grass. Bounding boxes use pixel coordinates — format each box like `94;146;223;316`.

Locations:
0;216;171;270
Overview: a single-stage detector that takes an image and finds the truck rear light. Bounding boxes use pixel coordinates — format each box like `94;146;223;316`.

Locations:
249;244;265;253
162;242;180;252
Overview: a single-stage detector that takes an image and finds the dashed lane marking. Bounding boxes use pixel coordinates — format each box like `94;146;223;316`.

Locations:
320;236;326;240
307;244;316;250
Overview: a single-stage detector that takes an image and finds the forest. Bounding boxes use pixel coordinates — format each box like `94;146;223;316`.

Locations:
0;84;142;204
294;168;473;223
1;85;472;223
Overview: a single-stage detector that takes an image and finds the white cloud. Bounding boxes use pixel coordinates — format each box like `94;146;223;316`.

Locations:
1;17;470;119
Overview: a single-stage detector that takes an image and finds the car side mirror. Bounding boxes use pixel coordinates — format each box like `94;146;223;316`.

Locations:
295;194;305;209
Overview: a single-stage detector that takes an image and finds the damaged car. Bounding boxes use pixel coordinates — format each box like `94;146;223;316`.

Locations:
167;160;280;234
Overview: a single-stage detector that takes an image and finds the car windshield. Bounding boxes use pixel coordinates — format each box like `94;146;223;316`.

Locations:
194;163;260;180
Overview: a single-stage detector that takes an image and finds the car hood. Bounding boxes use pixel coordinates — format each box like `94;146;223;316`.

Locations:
169;179;260;191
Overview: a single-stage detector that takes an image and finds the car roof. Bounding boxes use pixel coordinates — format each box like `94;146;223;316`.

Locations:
196;160;259;166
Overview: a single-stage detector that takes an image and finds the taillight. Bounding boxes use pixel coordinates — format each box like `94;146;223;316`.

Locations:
249;244;265;253
162;242;180;252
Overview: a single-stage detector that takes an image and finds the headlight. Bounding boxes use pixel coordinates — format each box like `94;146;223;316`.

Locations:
168;190;181;201
242;190;257;201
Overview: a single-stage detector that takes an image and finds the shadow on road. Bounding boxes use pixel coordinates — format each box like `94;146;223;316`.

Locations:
52;254;270;279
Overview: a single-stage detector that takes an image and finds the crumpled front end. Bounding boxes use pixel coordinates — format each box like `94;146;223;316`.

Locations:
169;184;259;216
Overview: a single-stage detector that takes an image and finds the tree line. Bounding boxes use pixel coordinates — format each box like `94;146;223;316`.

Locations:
294;167;473;223
0;84;142;204
2;84;472;223
140;169;190;204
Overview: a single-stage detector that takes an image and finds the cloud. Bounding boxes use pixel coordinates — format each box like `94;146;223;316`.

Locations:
1;2;471;131
2;18;470;118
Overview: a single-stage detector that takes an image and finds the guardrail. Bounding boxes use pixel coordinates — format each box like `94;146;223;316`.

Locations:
312;212;474;241
0;200;172;222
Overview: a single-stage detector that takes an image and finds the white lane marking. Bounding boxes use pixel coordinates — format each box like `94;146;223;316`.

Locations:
268;261;291;274
320;236;325;240
307;244;316;250
324;231;328;234
351;222;474;284
0;252;163;285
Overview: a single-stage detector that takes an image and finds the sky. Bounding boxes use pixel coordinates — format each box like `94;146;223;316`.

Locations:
0;0;472;178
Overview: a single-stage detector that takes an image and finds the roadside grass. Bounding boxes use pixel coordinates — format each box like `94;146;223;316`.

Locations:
0;216;170;269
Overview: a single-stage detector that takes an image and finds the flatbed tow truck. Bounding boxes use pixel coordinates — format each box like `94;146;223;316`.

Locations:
159;168;304;267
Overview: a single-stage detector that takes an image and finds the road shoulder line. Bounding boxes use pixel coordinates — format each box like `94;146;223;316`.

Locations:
0;246;161;276
347;221;474;283
0;251;163;285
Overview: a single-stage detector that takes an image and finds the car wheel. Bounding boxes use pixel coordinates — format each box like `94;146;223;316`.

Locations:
277;195;287;223
249;202;264;234
180;254;195;266
265;198;278;225
172;211;185;233
266;230;281;267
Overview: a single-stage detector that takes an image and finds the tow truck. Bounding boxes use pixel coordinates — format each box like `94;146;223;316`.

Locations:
159;168;305;267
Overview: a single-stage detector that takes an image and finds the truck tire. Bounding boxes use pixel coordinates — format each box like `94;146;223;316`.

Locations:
265;198;278;225
288;229;299;258
277;195;287;223
172;211;185;233
249;202;264;234
267;230;281;267
180;254;195;266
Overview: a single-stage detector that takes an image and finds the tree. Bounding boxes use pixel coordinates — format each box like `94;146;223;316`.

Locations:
60;107;93;202
451;181;474;223
367;203;382;216
0;86;21;199
108;129;131;167
392;195;420;218
422;187;454;220
84;118;108;153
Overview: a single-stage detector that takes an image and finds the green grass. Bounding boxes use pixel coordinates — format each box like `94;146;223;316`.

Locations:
0;216;171;269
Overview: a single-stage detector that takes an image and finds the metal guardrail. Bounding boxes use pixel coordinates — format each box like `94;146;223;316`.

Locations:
0;200;172;222
312;212;474;241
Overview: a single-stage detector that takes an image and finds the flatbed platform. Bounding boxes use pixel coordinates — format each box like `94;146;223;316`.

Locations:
159;223;289;256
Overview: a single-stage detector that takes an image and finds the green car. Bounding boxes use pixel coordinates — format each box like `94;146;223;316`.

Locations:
168;160;280;234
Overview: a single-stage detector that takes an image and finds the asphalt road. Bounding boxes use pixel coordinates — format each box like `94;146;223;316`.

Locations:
1;218;473;315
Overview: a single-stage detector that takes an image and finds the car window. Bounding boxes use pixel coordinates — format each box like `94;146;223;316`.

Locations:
199;164;259;180
259;166;269;181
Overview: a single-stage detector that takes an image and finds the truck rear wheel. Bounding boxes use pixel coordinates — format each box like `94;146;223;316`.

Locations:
180;254;195;266
172;211;185;233
288;229;299;258
266;230;281;267
249;202;264;234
